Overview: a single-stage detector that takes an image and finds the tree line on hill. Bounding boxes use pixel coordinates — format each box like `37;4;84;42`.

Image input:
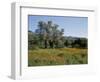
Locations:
28;21;87;50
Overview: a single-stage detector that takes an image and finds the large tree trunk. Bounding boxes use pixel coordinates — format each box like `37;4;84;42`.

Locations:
44;40;47;48
49;40;54;48
55;41;58;48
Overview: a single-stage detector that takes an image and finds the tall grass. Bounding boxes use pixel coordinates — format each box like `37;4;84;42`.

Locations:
28;48;87;66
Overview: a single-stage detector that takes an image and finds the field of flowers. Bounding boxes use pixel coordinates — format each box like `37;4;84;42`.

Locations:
28;48;88;66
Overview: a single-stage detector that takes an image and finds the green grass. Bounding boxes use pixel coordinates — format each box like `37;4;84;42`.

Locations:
28;48;88;66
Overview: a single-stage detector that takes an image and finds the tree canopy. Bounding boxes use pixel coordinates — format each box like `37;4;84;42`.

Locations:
28;21;87;50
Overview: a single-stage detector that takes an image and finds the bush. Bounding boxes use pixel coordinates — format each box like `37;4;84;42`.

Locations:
28;45;39;50
57;53;64;57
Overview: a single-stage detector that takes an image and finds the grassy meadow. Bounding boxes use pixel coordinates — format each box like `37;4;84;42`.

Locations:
28;48;88;66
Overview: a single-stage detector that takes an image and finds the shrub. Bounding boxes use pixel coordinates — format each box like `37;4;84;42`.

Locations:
57;53;64;57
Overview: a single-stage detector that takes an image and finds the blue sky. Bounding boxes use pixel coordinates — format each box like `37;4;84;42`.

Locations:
28;15;88;38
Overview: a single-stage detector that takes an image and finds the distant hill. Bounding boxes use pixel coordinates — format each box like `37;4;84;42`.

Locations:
63;36;87;42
